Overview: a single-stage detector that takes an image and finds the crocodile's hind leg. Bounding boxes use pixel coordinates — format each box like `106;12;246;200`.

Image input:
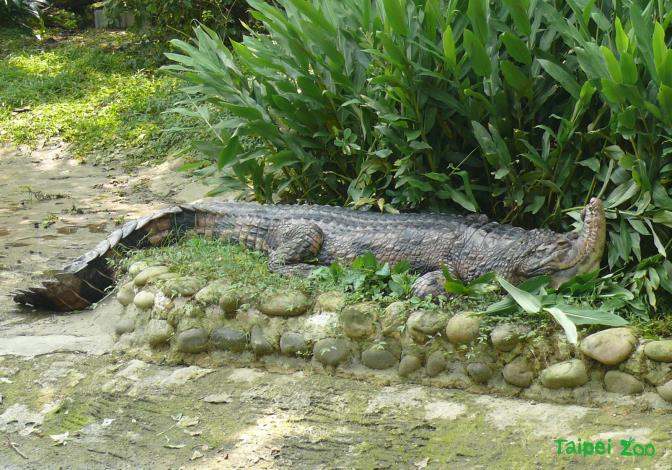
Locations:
411;270;449;298
267;222;324;276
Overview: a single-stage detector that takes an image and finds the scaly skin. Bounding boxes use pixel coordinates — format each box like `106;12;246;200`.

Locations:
12;199;606;311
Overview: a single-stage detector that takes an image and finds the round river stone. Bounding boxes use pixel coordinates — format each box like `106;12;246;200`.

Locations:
194;281;229;305
644;340;672;363
398;355;422;377
361;347;397;370
116;282;135;306
604;370;644;395
313;338;349;367
445;312;481;345
250;325;276;356
340;304;377;340
425;351;447;377
657;379;672;402
162;277;206;297
133;266;170;287
279;332;309;356
210;327;248;352
466;363;493;384
540;359;588;389
503;357;534;388
490;323;528;352
128;261;149;276
176;328;209;353
580;328;637;366
145;319;173;347
259;291;310;317
133;291;155;310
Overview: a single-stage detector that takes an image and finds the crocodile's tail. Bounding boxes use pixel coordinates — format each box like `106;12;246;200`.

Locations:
12;205;198;312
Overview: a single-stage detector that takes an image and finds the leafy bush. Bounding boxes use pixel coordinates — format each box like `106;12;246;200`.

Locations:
166;0;672;319
103;0;251;39
0;0;50;27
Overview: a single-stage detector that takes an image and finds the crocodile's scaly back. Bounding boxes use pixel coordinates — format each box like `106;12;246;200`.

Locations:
12;200;607;311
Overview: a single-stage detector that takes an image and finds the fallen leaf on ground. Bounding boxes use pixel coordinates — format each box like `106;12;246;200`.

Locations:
191;450;204;460
414;457;429;468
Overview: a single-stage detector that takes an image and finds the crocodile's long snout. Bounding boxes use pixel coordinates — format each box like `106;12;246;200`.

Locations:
550;198;606;286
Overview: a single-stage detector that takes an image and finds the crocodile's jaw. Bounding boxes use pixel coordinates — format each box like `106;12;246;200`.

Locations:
549;198;606;287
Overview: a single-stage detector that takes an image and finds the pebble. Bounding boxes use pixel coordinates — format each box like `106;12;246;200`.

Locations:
361;347;397;370
313;292;346;312
466;363;493;383
490;324;528;352
133;266;170;286
279;332;309;356
210;328;248;352
259;291;311;317
425;351;447;377
657;379;672;402
116;282;135;306
162;277;206;297
540;359;588;389
445;312;481;345
133;291;155;310
503;356;534;388
194;281;229;305
604;370;644;395
128;261;149;276
145;319;174;346
313;338;349;366
176;328;209;353
580;328;637;366
406;310;448;343
340;304;377;340
219;291;242;316
398;355;422;377
644;340;672;363
250;325;276;356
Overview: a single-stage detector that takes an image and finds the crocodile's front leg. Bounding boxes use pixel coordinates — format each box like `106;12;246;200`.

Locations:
267;222;324;276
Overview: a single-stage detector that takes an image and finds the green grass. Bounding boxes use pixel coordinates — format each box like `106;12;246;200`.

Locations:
0;28;205;163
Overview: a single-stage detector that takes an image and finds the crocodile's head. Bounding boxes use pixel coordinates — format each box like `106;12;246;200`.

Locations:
518;198;606;287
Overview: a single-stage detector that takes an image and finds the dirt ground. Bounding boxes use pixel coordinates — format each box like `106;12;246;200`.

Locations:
1;143;671;469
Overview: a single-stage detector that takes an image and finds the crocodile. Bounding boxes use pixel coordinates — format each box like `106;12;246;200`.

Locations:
12;198;606;312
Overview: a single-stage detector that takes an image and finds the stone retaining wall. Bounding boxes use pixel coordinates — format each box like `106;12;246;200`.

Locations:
112;263;672;409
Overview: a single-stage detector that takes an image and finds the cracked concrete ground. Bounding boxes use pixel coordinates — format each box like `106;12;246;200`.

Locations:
1;144;671;469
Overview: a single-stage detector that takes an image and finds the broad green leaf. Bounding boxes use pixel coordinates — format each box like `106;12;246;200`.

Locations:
442;25;457;70
653;22;667;74
657;84;672;117
467;0;489;43
606;180;639;208
501;32;532;65
382;0;407;36
501;60;529;92
615;17;629;54
620;52;639;85
630;3;657;80
537;59;581;99
545;307;578;344
218;136;243;170
601;46;622;83
463;29;492;77
503;0;531;35
553;305;629;327
496;275;541;313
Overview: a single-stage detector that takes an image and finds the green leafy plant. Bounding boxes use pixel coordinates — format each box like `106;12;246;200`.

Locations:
167;0;672;319
310;252;416;299
103;0;252;39
1;0;50;27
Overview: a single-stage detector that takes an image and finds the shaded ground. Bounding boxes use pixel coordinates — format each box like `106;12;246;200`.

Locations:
1;144;671;469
